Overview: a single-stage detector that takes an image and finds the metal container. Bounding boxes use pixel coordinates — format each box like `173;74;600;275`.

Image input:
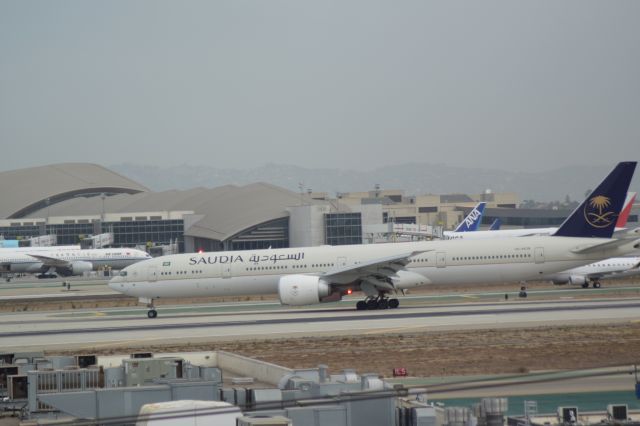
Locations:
482;398;508;415
445;407;470;426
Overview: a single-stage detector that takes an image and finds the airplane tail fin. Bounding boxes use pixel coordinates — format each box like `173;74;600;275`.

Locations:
488;218;502;231
615;192;637;228
454;202;486;232
553;162;637;238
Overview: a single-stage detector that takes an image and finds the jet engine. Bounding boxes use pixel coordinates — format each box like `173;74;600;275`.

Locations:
551;276;569;285
278;275;331;306
568;275;587;286
58;261;93;276
551;275;586;286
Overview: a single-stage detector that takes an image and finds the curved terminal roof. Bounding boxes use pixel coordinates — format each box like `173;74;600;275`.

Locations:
23;181;310;243
0;163;148;219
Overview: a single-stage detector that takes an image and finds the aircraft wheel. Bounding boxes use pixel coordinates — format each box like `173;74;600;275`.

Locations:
378;299;389;310
581;283;589;289
593;282;601;288
389;299;400;309
366;299;379;310
147;309;158;319
519;291;527;298
356;301;367;310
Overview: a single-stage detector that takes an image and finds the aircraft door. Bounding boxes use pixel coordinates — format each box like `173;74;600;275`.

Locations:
535;247;545;264
436;252;446;268
147;266;158;282
336;257;347;268
222;264;231;279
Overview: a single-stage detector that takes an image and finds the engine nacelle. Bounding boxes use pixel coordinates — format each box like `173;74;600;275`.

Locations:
551;275;569;285
568;275;587;286
393;270;429;289
278;275;331;306
59;261;93;276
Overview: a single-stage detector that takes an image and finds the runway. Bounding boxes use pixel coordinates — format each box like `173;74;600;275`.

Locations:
2;297;639;351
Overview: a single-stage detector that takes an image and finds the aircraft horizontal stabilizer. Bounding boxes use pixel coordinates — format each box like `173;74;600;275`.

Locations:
570;238;640;255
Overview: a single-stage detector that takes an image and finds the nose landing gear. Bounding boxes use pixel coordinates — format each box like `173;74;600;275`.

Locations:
140;297;158;319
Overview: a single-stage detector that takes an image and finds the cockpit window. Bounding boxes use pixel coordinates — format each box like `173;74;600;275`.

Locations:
120;271;128;277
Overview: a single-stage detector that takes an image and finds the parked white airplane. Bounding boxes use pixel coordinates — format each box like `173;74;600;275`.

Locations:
109;162;640;318
0;248;151;279
545;256;640;288
443;192;636;240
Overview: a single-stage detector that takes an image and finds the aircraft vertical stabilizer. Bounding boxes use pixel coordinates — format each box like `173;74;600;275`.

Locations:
616;192;637;228
488;218;502;231
554;162;636;238
454;202;486;232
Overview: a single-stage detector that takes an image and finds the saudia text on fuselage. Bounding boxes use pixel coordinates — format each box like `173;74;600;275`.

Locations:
188;251;305;265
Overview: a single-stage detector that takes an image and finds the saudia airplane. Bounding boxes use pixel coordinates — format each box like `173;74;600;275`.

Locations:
110;162;640;318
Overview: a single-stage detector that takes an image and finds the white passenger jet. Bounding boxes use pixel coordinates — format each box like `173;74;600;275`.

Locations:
109;162;639;318
0;248;151;279
545;256;640;288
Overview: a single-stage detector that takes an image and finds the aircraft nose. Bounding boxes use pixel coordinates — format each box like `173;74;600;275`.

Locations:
108;276;124;292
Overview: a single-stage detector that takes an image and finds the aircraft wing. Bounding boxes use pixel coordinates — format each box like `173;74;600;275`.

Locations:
26;254;71;267
318;250;428;290
514;232;538;237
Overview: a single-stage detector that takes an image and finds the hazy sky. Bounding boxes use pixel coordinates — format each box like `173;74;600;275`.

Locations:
1;1;639;172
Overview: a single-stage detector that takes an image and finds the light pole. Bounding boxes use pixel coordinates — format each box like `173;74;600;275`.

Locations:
100;193;106;223
45;198;51;225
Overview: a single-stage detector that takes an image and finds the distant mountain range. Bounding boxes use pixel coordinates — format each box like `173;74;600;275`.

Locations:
110;163;640;202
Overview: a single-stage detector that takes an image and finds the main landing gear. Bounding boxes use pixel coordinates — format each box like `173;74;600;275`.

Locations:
356;296;400;310
37;273;57;279
581;280;601;289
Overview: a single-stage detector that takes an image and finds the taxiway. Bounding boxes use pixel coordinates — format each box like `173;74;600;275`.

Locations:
2;296;639;351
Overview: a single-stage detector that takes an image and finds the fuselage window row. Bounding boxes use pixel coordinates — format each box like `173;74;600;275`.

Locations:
451;253;532;261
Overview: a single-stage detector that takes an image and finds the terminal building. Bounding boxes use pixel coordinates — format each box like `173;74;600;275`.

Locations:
0;163;638;254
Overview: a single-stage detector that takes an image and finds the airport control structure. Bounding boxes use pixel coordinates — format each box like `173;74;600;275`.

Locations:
1;163;637;256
